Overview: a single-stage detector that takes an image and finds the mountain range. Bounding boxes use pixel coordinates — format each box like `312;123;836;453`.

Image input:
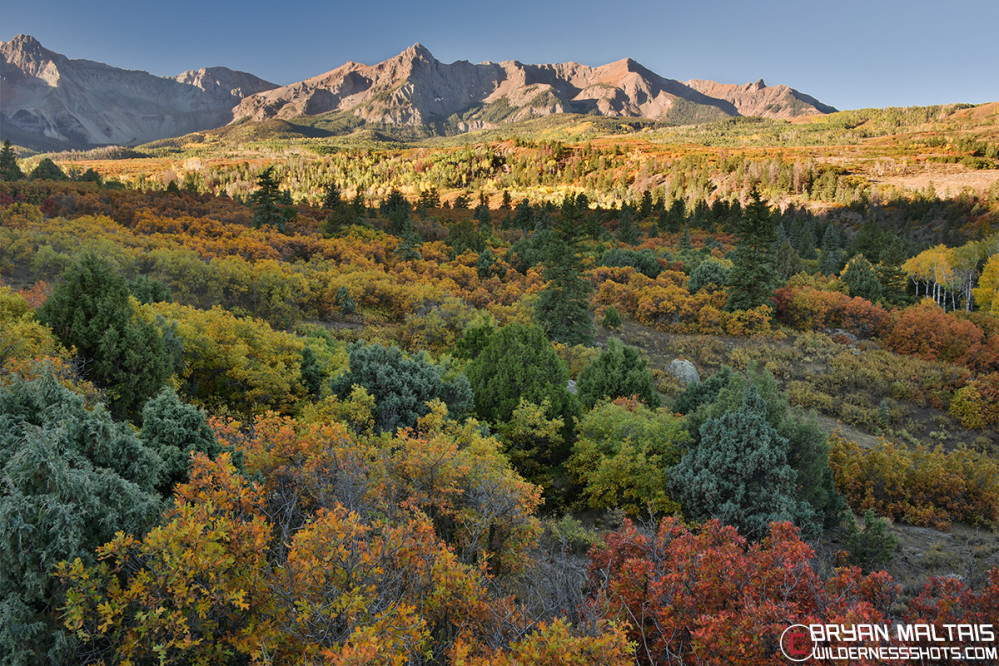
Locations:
0;34;837;151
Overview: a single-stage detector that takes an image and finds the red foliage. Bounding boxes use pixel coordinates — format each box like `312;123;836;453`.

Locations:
904;569;999;658
588;517;899;665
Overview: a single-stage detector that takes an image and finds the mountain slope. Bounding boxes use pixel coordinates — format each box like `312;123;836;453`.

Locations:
0;34;277;150
232;44;834;131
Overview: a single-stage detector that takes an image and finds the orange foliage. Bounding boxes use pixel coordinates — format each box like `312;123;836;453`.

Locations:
774;285;890;338
589;517;898;665
883;300;998;372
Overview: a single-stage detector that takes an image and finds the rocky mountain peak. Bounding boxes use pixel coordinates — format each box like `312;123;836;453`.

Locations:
1;34;278;150
404;42;434;61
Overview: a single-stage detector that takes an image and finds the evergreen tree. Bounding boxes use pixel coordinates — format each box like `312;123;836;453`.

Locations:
300;346;325;397
819;224;842;252
819;247;845;275
395;220;423;261
679;225;693;250
446;217;484;255
535;199;595;346
615;209;639;245
726;187;779;311
512;198;534;231
322;180;342;210
39;255;171;420
688;260;731;293
0;374;163;664
333;286;356;314
351;192;367;217
845;510;898;573
796;226;818;260
28;157;67;181
851;219;885;262
876;235;912;305
127;275;172;304
381;189;411;235
601;306;622;329
672;366;734;415
417;187;440;211
774;240;805;282
331;342;472;433
477;247;496;278
140;386;222;495
660;198;686;233
638;189;653;219
600;248;661;278
0;139;23;181
500;189;512;210
474;203;492;228
324;204;357;237
576;339;661;409
250;167;284;232
455;320;497;361
466;323;580;456
841;254;883;302
671;385;818;540
683;366;844;531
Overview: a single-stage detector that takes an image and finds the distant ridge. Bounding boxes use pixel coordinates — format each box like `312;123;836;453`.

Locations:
1;35;836;150
232;43;836;131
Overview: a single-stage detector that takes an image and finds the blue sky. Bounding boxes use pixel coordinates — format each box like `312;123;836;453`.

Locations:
5;0;997;111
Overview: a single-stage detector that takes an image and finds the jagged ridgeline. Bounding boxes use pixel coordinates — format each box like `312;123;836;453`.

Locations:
1;34;834;151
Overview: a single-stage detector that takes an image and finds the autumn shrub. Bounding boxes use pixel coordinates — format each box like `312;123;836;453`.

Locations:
568;397;687;515
148;301;309;414
883;300;999;372
588;517;899;665
721;304;772;336
828;432;999;529
59;452;491;664
774;285;889;338
903;568;999;653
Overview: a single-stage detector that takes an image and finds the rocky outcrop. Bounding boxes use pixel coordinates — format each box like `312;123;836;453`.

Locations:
684;78;837;119
668;359;701;385
0;34;277;150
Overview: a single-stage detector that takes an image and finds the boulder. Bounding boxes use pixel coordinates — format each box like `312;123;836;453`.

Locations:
668;359;700;385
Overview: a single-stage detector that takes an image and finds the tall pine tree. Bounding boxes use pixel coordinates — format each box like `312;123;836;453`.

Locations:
535;196;595;346
250;167;285;232
726;187;779;311
0;139;23;181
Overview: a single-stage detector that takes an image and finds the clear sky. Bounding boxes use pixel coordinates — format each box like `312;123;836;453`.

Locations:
5;0;997;111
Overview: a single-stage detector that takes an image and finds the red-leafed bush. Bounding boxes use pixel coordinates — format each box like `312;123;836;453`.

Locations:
588;517;899;665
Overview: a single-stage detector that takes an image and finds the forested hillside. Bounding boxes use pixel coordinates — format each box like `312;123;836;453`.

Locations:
1;106;999;664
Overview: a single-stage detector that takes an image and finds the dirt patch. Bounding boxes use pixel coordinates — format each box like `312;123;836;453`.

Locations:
814;415;881;449
870;165;999;194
